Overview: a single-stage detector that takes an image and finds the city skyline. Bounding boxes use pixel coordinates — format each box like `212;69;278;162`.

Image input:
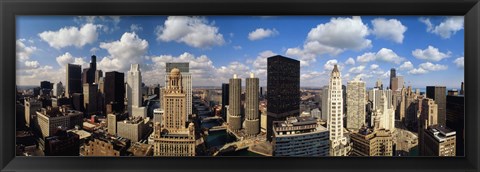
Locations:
17;16;464;88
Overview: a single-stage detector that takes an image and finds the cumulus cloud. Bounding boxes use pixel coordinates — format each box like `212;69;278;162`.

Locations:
130;24;143;32
371;18;407;43
233;45;242;50
370;64;379;70
420;16;464;39
453;57;464;68
248;28;279;41
17;65;64;86
16;39;37;62
412;45;451;62
345;57;355;65
408;68;429;75
349;65;366;74
56;52;88;68
408;62;448;75
38;23;100;49
399;61;414;70
324;59;343;71
155;16;225;48
98;32;149;72
356;48;404;64
74;16;121;33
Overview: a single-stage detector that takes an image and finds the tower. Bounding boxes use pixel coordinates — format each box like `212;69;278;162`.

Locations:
66;64;82;98
346;79;366;130
389;68;396;90
426;86;446;126
165;63;192;121
228;74;242;131
328;64;350;156
127;64;146;118
245;73;260;136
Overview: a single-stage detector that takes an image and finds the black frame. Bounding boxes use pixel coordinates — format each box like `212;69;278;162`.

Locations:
1;0;479;171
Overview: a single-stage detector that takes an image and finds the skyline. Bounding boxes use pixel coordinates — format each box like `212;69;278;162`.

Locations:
16;16;464;88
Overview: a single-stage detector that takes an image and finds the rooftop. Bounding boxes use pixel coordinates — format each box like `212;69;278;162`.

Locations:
426;124;456;142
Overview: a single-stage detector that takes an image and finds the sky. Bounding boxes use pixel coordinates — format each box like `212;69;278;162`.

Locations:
16;16;464;88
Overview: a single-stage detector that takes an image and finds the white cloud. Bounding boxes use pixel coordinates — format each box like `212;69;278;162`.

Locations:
420;16;464;39
370;64;379;70
24;60;40;69
130;24;143;32
98;32;149;72
454;57;464;68
345;57;355;65
56;52;88;68
324;59;342;71
412;45;451;62
356;48;404;64
354;73;373;81
248;28;279;41
408;62;448;75
408;68;428;75
155;16;225;48
74;16;121;33
38;23;100;49
399;61;414;70
233;45;242;50
17;65;64;86
371;18;407;43
16;39;37;62
349;65;366;74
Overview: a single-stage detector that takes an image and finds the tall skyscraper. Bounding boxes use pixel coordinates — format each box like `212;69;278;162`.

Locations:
127;64;146;118
391;76;404;92
460;82;464;95
83;83;98;116
346;80;366;130
375;79;383;90
421;125;456;156
66;64;82;98
328;64;350;156
104;71;125;113
154;68;196;156
321;86;329;122
266;55;300;141
418;97;438;156
228;74;242;131
245;73;260;136
389;68;396;90
166;62;192;121
82;55;98;85
426;86;446;126
52;82;64;97
446;94;464;156
221;83;229;120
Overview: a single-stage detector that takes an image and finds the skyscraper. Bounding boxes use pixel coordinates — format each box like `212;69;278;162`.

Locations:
422;125;456;156
321;86;329;122
418;97;438;156
127;64;146;118
245;73;260;136
346;79;366;130
351;127;393;156
460;82;464;95
221;83;229;120
166;62;192;121
328;64;350;156
446;94;464;156
52;82;64;97
389;68;396;90
83;83;98;116
66;64;82;98
228;74;242;131
154;68;196;156
104;71;125;113
391;76;404;92
426;86;446;126
266;55;300;141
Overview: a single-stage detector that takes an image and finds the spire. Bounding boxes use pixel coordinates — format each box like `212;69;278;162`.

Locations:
333;64;339;73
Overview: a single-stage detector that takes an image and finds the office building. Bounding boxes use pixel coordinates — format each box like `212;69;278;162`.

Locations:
346;80;366;130
328;65;350;156
83;83;98;116
166;63;192;121
105;71;125;113
351;127;393;156
321;86;329;122
153;108;164;126
391;76;404;92
311;108;321;119
266;55;300;141
460;82;464;95
272;116;329;156
127;142;153;156
426;86;446;126
82;55;97;85
44;129;80;156
24;97;42;127
127;64;147;118
228;74;242;131
117;117;146;142
389;68;396;90
36;106;83;138
154;68;196;156
71;93;84;112
52;82;64;97
245;73;260;136
84;136;131;156
446;95;464;156
422;125;456;156
66;64;82;98
418;98;438;155
221;83;229;120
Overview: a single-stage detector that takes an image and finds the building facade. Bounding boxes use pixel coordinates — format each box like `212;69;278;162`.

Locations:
127;64;147;118
105;71;125;113
228;74;242;131
66;64;82;98
426;86;447;126
245;73;260;136
422;125;456;156
328;65;350;156
221;83;229;121
117;117;145;142
346;80;366;130
446;95;464;156
350;128;393;156
36;107;83;138
166;63;192;121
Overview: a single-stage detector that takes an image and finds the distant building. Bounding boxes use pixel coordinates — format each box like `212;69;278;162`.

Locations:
44;129;80;156
266;55;300;141
426;86;446;126
117;117;146;142
350;127;393;156
84;136;131;156
346;80;366;130
36;106;83;138
245;73;260;136
127;64;147;118
421;125;456;156
446;95;464;156
460;82;464;95
24;97;42;127
105;71;125;113
391;76;404;92
311;108;321;119
389;68;396;90
52;82;64;97
66;64;82;98
83;83;98;116
321;86;329;122
228;74;242;131
272;116;329;156
328;65;350;156
153;108;164;126
221;83;229;120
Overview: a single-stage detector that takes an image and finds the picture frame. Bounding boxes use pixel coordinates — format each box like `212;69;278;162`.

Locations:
1;0;479;171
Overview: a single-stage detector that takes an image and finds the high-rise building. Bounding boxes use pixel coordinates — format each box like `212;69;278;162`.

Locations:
153;108;164;126
460;82;464;95
389;68;396;90
266;55;300;141
272;116;329;156
391;76;404;92
84;55;97;85
24;97;42;127
375;79;383;90
66;64;82;98
228;74;242;131
421;125;456;156
127;64;147;118
321;86;329;122
166;62;192;121
44;129;80;156
328;64;350;156
245;73;260;136
446;95;464;156
426;86;446;126
418;98;438;155
36;107;83;138
221;83;229;120
105;71;125;113
351;127;393;156
117;117;146;142
346;80;366;130
52;82;64;97
311;108;321;119
107;113;117;135
95;70;103;84
83;83;98;116
154;68;196;156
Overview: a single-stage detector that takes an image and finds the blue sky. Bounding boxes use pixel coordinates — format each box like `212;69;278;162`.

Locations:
16;16;464;88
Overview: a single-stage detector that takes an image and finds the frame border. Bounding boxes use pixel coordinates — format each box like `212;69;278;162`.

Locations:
1;0;479;172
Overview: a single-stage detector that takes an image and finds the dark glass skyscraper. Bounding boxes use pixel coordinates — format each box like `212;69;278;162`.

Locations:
266;55;300;141
446;94;464;156
221;83;229;120
66;64;82;98
82;55;98;84
426;86;447;126
105;71;125;113
390;68;396;90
